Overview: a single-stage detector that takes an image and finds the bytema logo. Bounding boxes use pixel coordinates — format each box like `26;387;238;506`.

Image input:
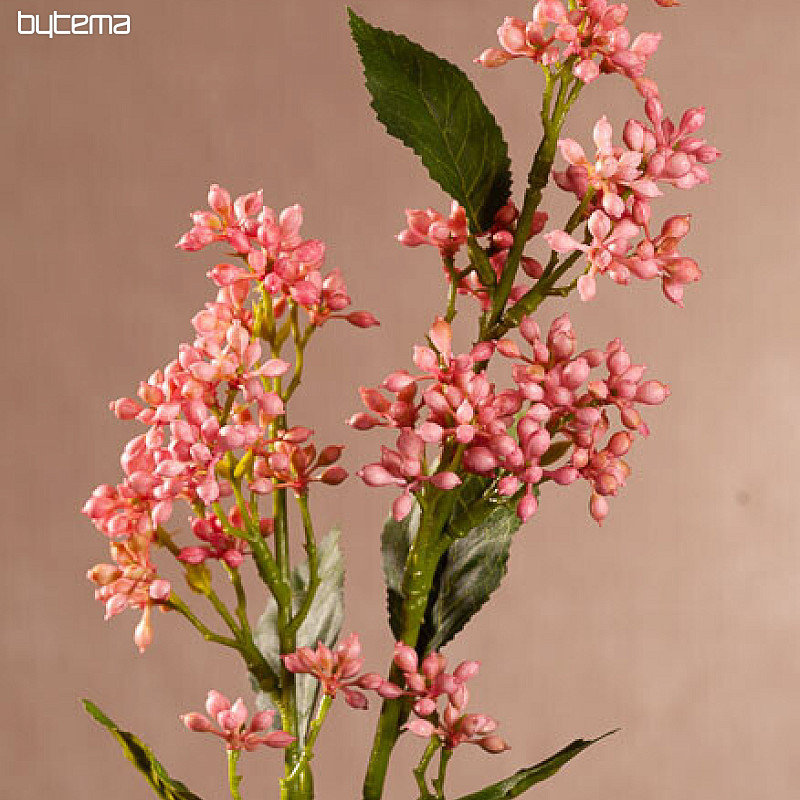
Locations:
18;11;130;36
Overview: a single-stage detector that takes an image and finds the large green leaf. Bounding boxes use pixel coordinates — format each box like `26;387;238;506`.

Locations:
381;479;521;654
454;732;617;800
348;8;512;232
253;529;344;743
423;501;520;652
82;700;204;800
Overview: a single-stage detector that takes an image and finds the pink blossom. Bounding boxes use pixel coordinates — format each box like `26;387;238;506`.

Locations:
87;534;171;653
283;633;381;710
397;202;468;257
355;313;669;526
181;690;295;752
476;1;663;94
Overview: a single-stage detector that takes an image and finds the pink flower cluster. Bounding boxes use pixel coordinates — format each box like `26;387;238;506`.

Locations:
181;690;295;752
84;186;375;651
397;201;547;311
283;633;382;710
546;101;720;304
353;314;668;525
392;643;509;754
476;0;669;95
86;536;171;653
177;184;379;330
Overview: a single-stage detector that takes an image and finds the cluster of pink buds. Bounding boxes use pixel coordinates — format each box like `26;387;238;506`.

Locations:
397;201;467;256
178;512;257;567
476;0;669;96
283;633;383;710
249;433;348;496
547;102;720;303
84;187;378;651
86;535;171;653
397;201;547;310
177;184;378;330
181;690;295;752
354;314;668;525
390;643;509;754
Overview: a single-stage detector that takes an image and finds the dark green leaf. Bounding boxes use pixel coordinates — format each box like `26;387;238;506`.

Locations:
454;731;618;800
423;500;520;652
253;529;344;743
348;8;512;231
82;700;204;800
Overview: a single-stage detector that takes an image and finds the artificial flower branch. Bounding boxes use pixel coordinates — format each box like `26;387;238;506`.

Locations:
82;3;717;800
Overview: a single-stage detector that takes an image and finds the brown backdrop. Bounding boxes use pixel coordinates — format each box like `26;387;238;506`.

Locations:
3;1;799;798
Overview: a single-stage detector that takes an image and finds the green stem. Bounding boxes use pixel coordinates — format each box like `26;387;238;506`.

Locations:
497;231;589;334
227;749;243;800
167;595;239;649
487;70;582;331
413;739;441;800
442;256;459;323
285;693;333;786
431;748;452;800
286;494;319;637
227;565;252;639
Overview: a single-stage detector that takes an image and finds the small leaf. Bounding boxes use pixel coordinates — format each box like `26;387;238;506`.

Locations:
253;529;344;743
82;700;204;800
380;502;420;640
348;8;512;231
422;500;520;653
454;732;618;800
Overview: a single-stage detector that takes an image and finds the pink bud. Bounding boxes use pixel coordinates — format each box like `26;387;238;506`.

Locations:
377;682;405;700
635;380;670;405
414;698;437;717
608;431;633;456
356;673;384;691
589;493;610;525
110;397;143;420
392;493;414;521
346;311;380;328
430;472;462;490
394;642;419;672
517;493;538;522
248;710;276;733
454;661;480;682
479;735;511;753
207;184;231;216
474;48;513;68
206;690;231;718
181;713;213;733
359;465;401;488
321;466;348;485
263;731;296;749
405;719;436;738
134;608;153;653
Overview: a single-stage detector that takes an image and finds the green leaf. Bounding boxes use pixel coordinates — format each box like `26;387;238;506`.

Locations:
454;732;618;800
348;8;512;232
380;479;522;654
423;500;520;653
82;700;204;800
253;529;344;743
380;502;420;641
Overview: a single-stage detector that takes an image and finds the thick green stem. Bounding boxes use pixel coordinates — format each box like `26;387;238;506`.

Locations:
362;502;450;800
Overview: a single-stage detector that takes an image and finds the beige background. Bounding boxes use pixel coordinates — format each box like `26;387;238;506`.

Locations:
2;1;799;798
